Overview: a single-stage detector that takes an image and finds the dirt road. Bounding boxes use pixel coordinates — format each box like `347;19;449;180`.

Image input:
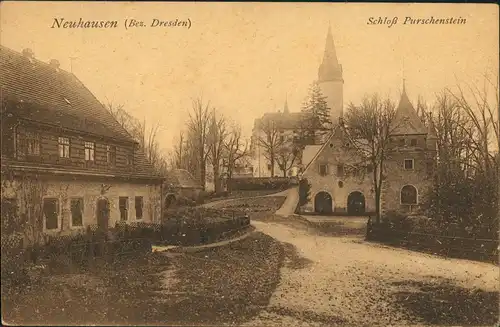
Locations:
243;219;499;326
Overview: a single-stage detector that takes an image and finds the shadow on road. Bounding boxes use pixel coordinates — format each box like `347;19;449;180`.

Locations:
390;277;499;326
281;242;314;270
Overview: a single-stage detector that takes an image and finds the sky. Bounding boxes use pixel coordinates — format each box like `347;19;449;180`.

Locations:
1;2;498;153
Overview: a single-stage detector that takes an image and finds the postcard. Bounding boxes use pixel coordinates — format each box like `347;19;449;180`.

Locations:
1;2;498;326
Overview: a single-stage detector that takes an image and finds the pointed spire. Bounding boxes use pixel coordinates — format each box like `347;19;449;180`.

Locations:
283;95;290;114
391;80;427;135
318;25;342;83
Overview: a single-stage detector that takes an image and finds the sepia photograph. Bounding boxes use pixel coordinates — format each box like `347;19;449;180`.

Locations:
1;2;499;326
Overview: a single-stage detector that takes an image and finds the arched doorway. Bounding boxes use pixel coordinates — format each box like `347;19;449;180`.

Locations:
96;198;110;231
314;192;333;214
347;191;365;214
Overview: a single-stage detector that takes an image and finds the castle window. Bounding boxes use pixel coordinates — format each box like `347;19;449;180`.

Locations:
404;159;414;170
319;164;328;176
410;139;417;146
338;181;344;188
337;164;344;176
399;139;405;146
401;185;418;205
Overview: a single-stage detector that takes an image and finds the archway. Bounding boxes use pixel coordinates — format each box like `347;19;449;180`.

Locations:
314;191;333;214
347;191;365;214
96;198;110;231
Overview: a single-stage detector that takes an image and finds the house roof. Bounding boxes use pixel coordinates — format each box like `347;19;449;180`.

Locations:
164;169;202;189
0;45;135;143
254;111;319;131
302;124;371;175
390;83;427;136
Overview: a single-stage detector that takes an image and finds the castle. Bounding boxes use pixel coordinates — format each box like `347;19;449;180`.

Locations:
251;26;437;215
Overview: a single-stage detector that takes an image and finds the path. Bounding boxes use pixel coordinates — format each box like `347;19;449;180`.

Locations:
242;220;499;326
201;188;291;208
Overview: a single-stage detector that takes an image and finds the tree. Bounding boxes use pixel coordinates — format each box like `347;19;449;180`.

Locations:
301;81;332;142
256;119;285;177
105;101;167;175
345;94;397;223
207;110;228;193
275;141;300;177
187;98;212;190
224;123;248;191
426;74;499;234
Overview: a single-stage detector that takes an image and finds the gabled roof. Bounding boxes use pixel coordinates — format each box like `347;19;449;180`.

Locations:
390;83;427;136
164;169;202;189
254;111;314;131
0;45;135;143
302;123;371;175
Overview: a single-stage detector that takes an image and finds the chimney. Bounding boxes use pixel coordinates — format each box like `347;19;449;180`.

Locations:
22;48;34;60
49;59;60;70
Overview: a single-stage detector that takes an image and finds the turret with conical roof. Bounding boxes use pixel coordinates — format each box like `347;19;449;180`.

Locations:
391;80;427;136
317;24;344;127
318;25;343;83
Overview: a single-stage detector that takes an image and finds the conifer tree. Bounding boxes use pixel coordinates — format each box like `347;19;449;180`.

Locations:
299;81;332;143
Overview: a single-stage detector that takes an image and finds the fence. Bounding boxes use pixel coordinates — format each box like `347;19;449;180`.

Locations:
367;223;499;263
1;211;251;278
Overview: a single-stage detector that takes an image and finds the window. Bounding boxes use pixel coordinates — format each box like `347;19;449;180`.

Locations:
84;142;95;161
401;185;418;205
26;131;40;155
1;198;19;234
399;139;405;146
337;164;344;176
43;198;59;230
319;164;328;176
58;137;70;158
70;198;84;227
107;145;116;165
119;197;128;221
366;164;374;173
135;196;143;220
410;139;417;147
338;181;344;188
126;153;134;166
404;159;414;170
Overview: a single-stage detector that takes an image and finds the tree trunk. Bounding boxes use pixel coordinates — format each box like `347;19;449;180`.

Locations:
213;164;220;193
270;156;275;177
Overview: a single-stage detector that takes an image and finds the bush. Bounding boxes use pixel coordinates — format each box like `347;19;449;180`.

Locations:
381;210;409;230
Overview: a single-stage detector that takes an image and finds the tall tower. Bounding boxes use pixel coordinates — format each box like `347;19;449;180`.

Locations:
317;25;344;124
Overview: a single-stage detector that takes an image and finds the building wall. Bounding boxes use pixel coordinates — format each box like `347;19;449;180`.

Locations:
381;144;435;215
13;122;135;172
319;80;344;124
2;178;162;236
303;135;375;213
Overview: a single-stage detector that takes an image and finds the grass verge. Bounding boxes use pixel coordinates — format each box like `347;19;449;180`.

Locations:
2;232;284;326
